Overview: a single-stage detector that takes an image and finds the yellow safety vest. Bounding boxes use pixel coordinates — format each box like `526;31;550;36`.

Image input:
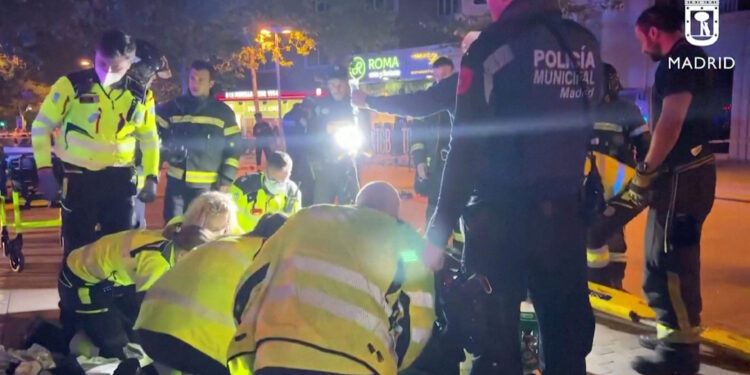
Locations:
134;235;264;366
228;205;435;375
65;230;175;292
31;69;160;176
231;173;301;233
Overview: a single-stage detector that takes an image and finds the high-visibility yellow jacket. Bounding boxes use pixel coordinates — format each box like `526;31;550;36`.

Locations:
134;235;264;366
31;69;159;177
231;172;301;233
65;230;176;292
228;205;435;375
157;95;241;188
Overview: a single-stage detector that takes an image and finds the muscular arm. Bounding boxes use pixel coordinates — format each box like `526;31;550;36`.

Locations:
644;93;691;172
426;59;490;247
366;75;457;118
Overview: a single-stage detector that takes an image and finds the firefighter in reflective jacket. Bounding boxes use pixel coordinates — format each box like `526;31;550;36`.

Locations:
158;60;242;223
228;182;435;375
231;151;301;233
32;30;161;255
135;214;287;375
584;63;651;289
58;192;238;359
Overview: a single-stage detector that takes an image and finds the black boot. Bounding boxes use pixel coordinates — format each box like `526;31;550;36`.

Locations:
638;335;659;351
631;343;699;375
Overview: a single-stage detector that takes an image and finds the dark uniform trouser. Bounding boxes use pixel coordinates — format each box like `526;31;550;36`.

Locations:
58;268;137;359
62;166;135;255
290;159;315;208
312;159;359;205
163;176;210;224
644;162;715;346
256;146;273;166
139;330;230;375
464;193;594;375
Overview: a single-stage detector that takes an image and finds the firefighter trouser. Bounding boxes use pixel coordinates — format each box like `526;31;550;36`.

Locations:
311;159;359;205
463;193;594;375
139;330;230;375
588;229;627;289
58;268;136;359
644;160;715;346
62;166;135;255
163;176;210;224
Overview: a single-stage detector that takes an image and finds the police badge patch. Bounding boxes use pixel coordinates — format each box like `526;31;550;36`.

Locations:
685;0;719;47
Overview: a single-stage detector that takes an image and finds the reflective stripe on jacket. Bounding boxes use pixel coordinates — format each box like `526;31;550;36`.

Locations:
65;229;175;292
135;235;265;365
31;69;159;177
228;205;435;375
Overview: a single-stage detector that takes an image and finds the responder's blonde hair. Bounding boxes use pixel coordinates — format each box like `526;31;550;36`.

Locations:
163;192;239;251
182;191;239;235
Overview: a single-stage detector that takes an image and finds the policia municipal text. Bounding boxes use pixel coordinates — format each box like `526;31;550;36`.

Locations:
422;0;604;374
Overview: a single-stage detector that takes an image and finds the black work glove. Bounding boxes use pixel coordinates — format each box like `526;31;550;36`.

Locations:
38;167;61;202
622;164;658;208
137;176;158;203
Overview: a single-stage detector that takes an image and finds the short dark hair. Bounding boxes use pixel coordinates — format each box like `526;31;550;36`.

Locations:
267;151;292;170
432;57;454;69
636;5;683;33
190;60;215;79
254;112;263;119
97;30;136;59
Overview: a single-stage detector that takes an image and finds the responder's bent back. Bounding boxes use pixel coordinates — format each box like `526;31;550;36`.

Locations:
228;205;435;375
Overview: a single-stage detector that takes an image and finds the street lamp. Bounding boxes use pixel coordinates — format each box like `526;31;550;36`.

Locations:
79;58;92;68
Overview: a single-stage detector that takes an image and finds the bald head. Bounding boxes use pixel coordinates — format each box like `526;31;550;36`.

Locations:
355;181;401;218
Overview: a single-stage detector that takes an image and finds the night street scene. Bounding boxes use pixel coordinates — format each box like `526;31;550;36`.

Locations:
0;0;748;374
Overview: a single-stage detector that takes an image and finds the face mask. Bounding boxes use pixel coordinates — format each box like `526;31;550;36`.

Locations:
265;178;287;196
98;71;126;87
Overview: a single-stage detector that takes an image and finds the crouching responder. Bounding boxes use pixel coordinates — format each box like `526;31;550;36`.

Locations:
227;181;436;375
134;214;288;375
585;63;651;289
231;151;301;233
58;192;238;359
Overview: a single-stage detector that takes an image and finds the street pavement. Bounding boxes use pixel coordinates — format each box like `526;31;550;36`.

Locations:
0;156;748;374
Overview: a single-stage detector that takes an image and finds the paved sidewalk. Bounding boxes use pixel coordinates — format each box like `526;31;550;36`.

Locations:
587;317;750;375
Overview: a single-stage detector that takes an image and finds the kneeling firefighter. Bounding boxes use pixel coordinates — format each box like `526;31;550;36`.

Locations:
58;192;238;359
135;214;288;375
584;63;651;289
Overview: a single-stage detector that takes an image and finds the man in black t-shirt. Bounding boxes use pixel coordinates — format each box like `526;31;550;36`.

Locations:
628;6;717;375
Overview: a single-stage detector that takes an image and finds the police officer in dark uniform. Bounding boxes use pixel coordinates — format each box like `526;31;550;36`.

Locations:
308;66;361;205
353;57;457;222
282;100;315;207
422;0;604;373
586;63;651;289
628;6;717;374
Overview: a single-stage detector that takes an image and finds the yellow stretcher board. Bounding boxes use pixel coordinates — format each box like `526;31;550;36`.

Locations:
589;282;750;361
